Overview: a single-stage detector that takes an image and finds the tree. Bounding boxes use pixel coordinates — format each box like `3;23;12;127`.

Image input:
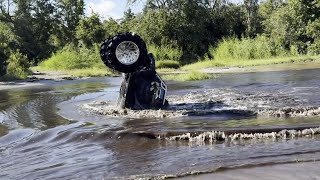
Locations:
0;21;17;76
32;0;58;60
262;0;320;54
76;14;105;47
56;0;85;44
244;0;262;37
103;18;122;37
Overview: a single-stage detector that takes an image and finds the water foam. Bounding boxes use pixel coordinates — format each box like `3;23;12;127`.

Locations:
83;88;320;119
162;127;320;142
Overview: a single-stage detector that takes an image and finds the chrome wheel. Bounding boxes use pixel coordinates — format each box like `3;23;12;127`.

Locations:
115;41;140;65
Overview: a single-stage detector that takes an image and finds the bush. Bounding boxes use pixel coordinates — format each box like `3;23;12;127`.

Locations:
148;44;182;62
156;60;180;69
40;44;103;70
307;40;320;55
213;35;294;61
6;50;31;79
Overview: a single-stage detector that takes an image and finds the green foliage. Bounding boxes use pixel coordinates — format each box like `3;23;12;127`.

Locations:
57;0;85;44
1;0;320;79
244;0;262;37
132;9;175;46
38;44;113;77
39;44;103;70
0;22;18;77
262;0;320;54
213;35;295;61
182;55;320;70
156;60;180;69
76;14;105;47
148;44;182;62
103;18;122;37
6;50;31;79
307;40;320;55
162;71;214;81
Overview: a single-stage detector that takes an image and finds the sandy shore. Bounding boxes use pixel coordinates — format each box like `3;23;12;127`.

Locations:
180;161;320;180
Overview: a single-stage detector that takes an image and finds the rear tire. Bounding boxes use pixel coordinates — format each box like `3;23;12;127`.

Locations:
100;32;148;73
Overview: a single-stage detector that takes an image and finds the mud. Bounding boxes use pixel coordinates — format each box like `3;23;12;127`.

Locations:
83;88;319;119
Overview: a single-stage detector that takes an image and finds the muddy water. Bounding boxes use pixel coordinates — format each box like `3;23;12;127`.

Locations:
1;68;320;179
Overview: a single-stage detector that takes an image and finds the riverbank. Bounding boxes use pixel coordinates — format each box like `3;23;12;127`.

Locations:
159;55;320;73
181;55;320;70
0;70;81;90
1;56;320;90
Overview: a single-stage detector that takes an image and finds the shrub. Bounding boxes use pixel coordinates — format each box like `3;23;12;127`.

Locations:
40;44;104;70
148;44;182;62
307;40;320;55
6;50;31;79
213;35;295;61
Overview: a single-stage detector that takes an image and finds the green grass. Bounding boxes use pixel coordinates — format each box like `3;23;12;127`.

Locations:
148;44;182;61
157;68;177;72
213;35;297;61
162;71;215;81
182;55;320;70
37;44;114;77
181;36;320;70
156;60;180;69
39;45;102;70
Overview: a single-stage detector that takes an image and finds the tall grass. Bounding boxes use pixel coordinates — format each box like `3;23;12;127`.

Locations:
148;44;182;62
214;35;296;61
181;35;317;70
162;71;214;81
40;44;102;70
38;44;113;77
156;60;180;69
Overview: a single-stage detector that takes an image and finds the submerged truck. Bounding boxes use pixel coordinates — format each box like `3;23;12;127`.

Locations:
100;32;168;110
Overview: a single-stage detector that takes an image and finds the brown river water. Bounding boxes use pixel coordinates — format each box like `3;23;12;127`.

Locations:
1;68;320;179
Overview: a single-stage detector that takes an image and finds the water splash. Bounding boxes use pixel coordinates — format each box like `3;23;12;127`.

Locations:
161;127;320;142
83;88;320;119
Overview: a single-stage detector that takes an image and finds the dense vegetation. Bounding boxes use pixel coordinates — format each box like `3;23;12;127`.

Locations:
0;0;319;79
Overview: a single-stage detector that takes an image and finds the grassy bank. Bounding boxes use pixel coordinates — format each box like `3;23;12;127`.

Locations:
162;71;215;81
182;55;320;70
35;45;113;77
182;36;320;71
33;37;320;81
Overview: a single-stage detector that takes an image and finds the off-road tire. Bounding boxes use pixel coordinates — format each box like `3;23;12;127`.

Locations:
100;32;148;73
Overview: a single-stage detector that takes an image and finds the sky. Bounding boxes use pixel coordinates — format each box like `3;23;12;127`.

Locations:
85;0;243;20
85;0;145;20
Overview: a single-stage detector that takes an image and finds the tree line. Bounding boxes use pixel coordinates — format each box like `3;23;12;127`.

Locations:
0;0;319;77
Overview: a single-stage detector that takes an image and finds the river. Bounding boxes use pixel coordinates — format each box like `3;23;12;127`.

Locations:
1;68;320;179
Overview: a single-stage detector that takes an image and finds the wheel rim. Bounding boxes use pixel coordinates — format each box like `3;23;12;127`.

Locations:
115;41;140;65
